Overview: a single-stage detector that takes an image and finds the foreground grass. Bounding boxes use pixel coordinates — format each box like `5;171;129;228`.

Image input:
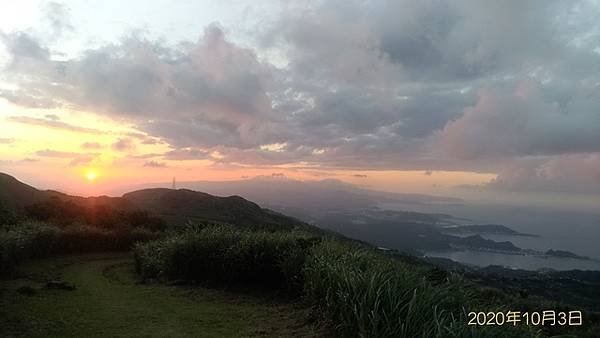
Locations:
135;226;544;337
134;225;600;337
0;253;318;337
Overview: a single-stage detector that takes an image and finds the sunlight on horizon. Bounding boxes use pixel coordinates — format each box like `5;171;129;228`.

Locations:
85;170;97;183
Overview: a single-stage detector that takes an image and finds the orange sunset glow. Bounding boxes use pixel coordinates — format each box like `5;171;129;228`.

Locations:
0;98;499;197
85;170;97;182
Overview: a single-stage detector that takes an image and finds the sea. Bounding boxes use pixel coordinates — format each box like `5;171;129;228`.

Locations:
379;201;600;271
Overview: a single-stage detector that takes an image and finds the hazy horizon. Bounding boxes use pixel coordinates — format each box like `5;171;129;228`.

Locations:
3;170;599;213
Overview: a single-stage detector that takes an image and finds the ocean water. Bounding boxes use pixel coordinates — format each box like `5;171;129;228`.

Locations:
425;250;600;271
380;201;600;271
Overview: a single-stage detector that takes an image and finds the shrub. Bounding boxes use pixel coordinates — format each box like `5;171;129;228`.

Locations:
0;221;161;278
134;225;318;291
0;200;19;225
132;225;546;337
24;197;166;230
303;241;537;338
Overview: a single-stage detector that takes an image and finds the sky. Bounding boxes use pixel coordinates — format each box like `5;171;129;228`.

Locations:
0;0;598;206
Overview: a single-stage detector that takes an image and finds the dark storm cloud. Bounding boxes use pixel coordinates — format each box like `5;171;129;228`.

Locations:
1;0;600;193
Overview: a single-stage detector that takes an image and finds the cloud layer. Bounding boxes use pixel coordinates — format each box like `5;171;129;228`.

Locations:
1;0;599;193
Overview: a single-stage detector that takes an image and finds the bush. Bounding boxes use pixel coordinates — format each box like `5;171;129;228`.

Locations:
134;225;318;291
0;200;19;225
24;197;166;230
303;241;538;337
0;221;161;278
134;226;537;337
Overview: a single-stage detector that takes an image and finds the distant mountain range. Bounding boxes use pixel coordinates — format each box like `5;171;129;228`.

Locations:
112;175;465;212
440;224;538;237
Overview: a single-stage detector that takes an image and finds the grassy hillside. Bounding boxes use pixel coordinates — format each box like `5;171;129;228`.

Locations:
123;188;310;230
0;172;312;232
1;254;318;337
134;224;599;337
0;173;49;209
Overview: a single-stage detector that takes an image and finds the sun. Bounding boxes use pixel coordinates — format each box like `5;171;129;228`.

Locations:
85;171;97;182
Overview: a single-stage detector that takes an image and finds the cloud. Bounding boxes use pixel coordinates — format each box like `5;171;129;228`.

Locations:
482;153;600;194
163;148;209;161
81;142;102;150
352;174;367;178
36;149;81;158
44;114;60;120
7;116;104;134
143;160;167;168
35;149;99;167
246;0;599;173
0;89;60;108
265;0;567;83
128;153;162;159
42;2;74;38
140;138;161;145
69;155;95;166
1;31;50;63
437;80;600;159
111;138;135;152
1;24;275;149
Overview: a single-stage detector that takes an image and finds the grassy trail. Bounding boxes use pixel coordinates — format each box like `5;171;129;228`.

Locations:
0;254;317;337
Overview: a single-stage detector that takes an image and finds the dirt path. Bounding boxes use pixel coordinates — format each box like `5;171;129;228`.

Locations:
0;254;317;337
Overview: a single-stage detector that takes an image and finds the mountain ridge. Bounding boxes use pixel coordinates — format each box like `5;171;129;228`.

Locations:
122;187;308;230
0;172;309;231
